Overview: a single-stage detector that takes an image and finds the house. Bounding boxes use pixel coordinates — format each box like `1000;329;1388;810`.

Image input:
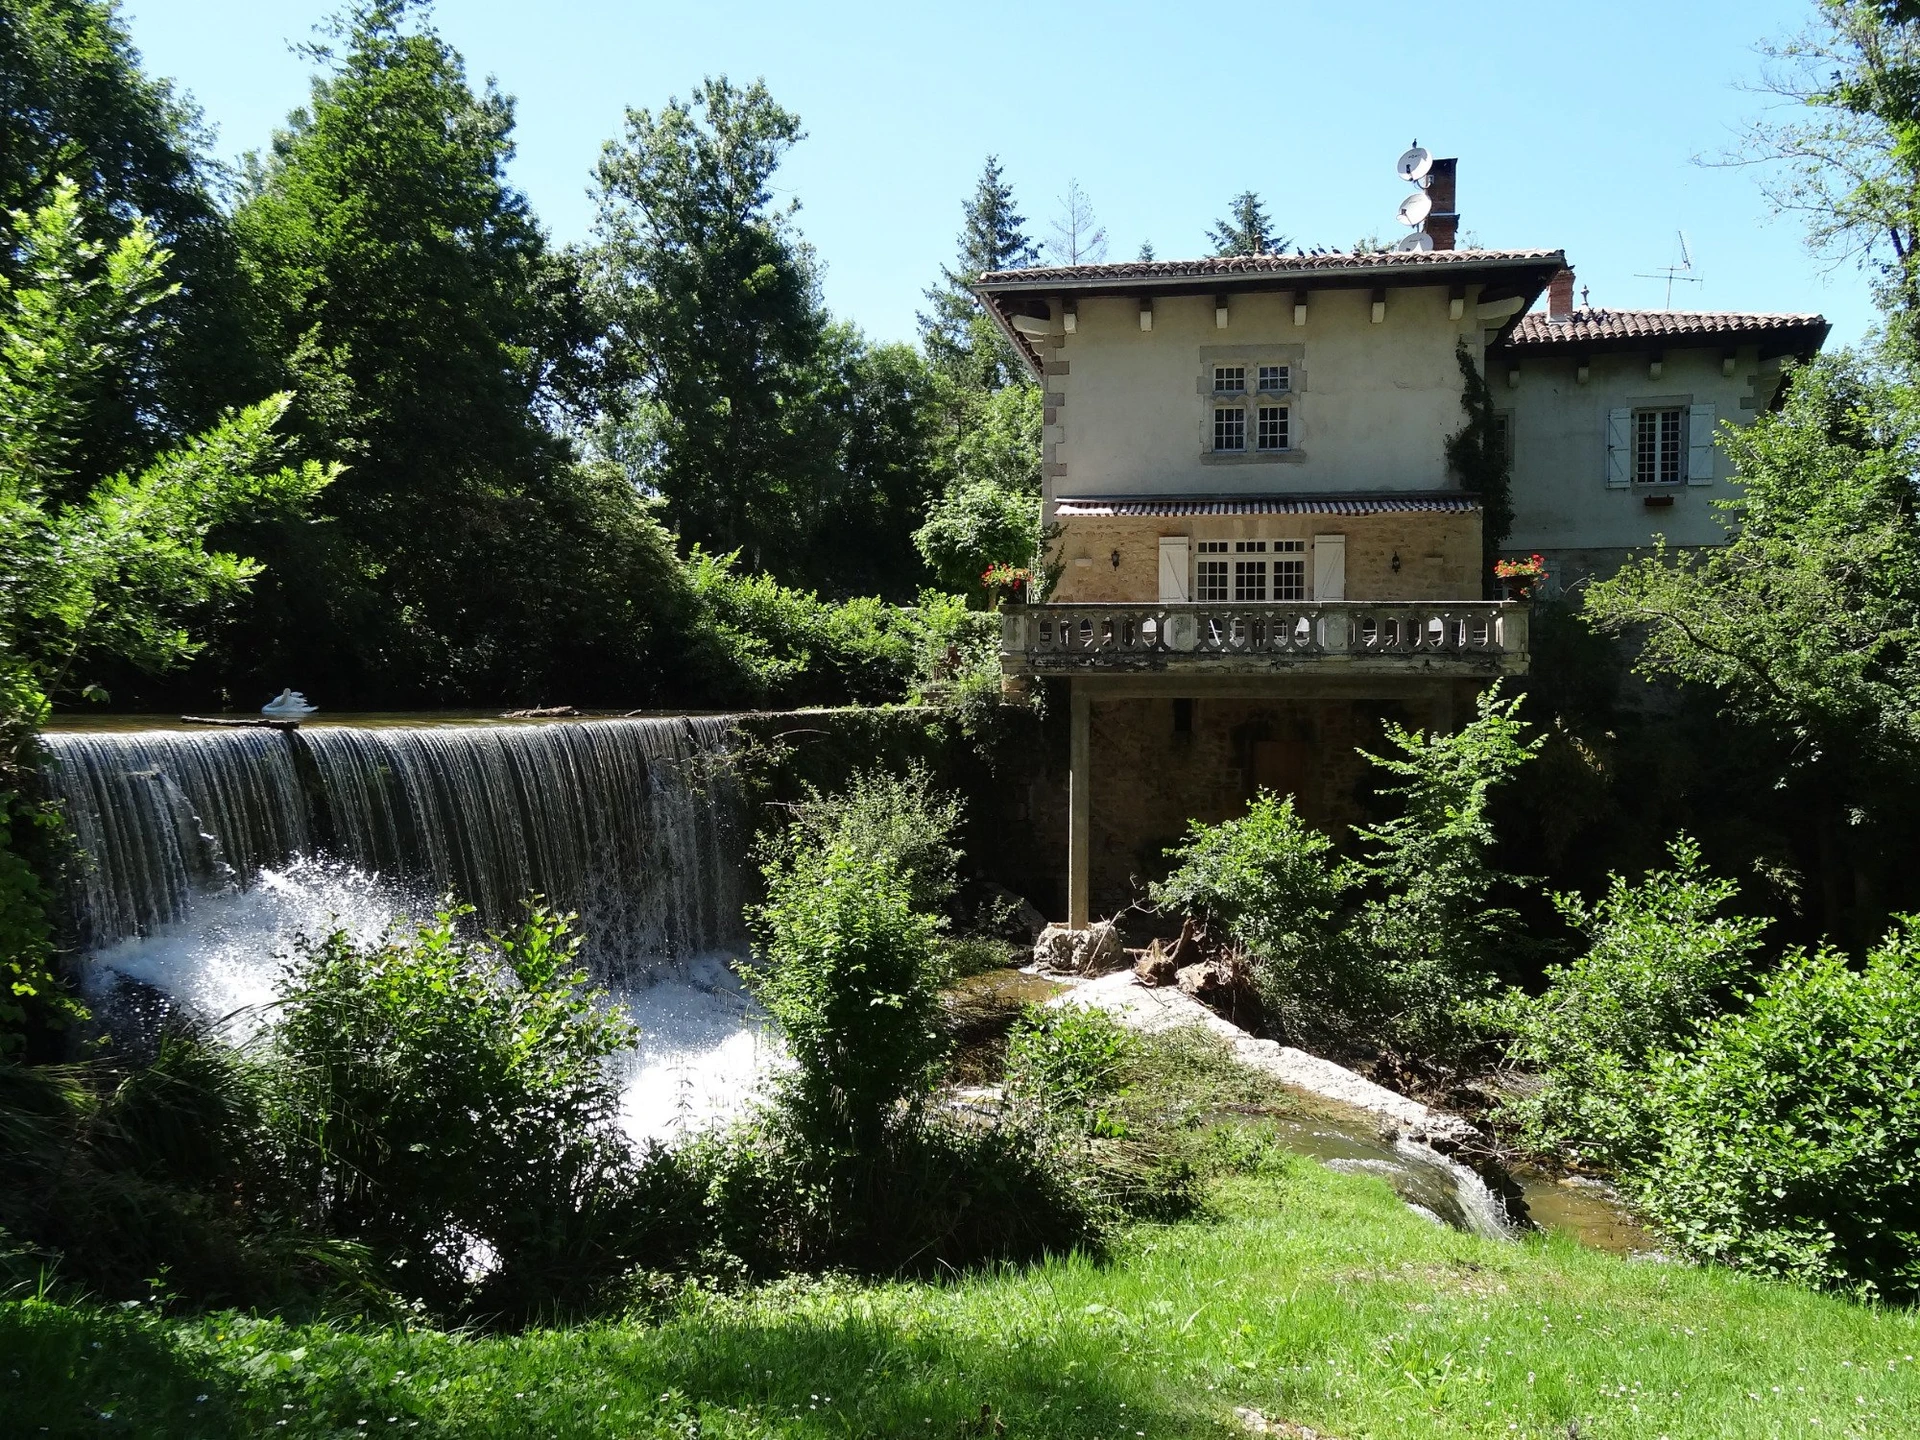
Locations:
1492;275;1828;590
973;182;1827;929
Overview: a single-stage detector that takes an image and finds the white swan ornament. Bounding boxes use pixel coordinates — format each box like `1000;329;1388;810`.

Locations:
261;688;318;719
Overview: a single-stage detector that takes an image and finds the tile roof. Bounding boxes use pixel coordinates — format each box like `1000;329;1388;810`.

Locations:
1053;494;1480;518
1503;308;1829;348
979;248;1564;287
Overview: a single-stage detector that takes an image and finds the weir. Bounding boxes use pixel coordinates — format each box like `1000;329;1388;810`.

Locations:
38;716;766;1140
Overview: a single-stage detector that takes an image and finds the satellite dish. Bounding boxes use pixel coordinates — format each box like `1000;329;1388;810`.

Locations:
1396;146;1433;182
1395;230;1435;253
1396;190;1433;227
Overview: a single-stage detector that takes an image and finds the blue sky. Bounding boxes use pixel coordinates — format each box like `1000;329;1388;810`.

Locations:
123;0;1878;348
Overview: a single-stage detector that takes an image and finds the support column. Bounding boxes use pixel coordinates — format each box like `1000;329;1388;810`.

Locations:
1068;681;1091;929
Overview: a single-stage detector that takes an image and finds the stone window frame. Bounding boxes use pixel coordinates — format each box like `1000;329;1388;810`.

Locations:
1199;344;1306;465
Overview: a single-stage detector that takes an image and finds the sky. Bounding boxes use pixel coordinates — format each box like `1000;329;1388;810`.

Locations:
121;0;1879;349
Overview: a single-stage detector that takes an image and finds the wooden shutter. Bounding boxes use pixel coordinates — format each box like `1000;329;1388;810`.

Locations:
1312;534;1346;601
1605;408;1632;488
1157;536;1190;603
1687;403;1716;485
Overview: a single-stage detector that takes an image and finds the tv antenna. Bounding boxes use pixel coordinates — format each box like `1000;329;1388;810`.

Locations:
1636;230;1703;310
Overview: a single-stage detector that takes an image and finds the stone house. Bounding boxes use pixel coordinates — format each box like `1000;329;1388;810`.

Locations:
975;218;1826;926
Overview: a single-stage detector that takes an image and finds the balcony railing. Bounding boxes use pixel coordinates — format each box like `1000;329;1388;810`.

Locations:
999;601;1528;674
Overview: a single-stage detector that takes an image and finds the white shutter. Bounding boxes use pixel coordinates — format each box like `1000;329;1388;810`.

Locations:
1312;534;1346;601
1687;403;1716;485
1605;408;1632;488
1157;536;1190;603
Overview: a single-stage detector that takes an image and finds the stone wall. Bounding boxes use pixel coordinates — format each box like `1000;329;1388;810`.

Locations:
1080;692;1421;914
1049;509;1484;604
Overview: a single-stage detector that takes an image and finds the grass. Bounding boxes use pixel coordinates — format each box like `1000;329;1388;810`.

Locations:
6;1155;1918;1439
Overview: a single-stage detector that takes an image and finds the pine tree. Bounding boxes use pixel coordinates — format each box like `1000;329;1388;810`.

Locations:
1208;191;1288;257
918;156;1037;391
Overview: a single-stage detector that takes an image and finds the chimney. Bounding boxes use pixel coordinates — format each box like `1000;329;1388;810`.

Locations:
1547;268;1575;323
1421;157;1458;251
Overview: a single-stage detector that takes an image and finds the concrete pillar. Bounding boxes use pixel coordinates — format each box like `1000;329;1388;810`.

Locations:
1068;682;1091;929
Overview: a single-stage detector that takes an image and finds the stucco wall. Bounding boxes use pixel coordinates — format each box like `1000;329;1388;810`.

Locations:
1044;284;1486;504
1503;343;1786;557
1048;509;1483;604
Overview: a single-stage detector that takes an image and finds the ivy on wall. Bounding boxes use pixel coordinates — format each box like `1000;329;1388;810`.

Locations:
1444;339;1514;594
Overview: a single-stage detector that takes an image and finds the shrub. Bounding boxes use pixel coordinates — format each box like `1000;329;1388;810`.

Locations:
1496;835;1768;1166
260;903;638;1316
746;842;946;1161
770;762;963;916
1151;792;1356;1034
1350;685;1541;1053
1635;923;1920;1300
1003;1003;1134;1137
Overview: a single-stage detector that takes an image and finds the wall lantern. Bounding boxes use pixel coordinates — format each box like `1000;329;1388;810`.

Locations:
1390;551;1401;573
1110;548;1122;570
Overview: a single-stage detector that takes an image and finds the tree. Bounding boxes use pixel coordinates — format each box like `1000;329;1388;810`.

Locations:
1208;191;1287;257
228;0;622;704
0;0;258;478
1;180;332;1051
1582;353;1920;941
1043;178;1108;266
589;77;934;596
913;383;1041;596
918;156;1036;393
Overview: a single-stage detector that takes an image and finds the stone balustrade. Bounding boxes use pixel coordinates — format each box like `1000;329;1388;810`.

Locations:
999;601;1528;675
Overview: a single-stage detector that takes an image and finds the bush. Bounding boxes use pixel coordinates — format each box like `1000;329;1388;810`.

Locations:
1003;1004;1134;1137
1634;923;1920;1300
1496;835;1768;1167
260;903;638;1316
1349;686;1541;1053
770;762;963;916
1151;792;1355;1034
746;841;946;1161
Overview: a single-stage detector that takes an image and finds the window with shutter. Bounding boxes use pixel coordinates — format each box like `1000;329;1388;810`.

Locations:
1605;408;1632;488
1687;403;1716;485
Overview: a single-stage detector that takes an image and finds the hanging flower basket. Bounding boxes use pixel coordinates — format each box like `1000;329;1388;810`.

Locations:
981;562;1033;608
1493;552;1549;600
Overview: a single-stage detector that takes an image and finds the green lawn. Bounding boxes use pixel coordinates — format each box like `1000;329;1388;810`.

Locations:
6;1158;1917;1439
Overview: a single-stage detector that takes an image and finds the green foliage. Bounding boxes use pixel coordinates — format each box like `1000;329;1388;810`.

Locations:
1443;338;1512;577
1496;835;1770;1167
1003;1004;1134;1137
261;903;638;1315
1151;792;1359;1034
0;0;256;474
1637;921;1920;1300
1349;686;1542;1051
1207;191;1287;256
918;155;1036;392
914;382;1042;597
746;841;946;1159
769;762;963;916
1585;355;1920;774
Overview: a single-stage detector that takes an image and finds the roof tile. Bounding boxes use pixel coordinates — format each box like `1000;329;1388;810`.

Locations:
1505;308;1828;347
979;248;1564;286
1054;494;1480;518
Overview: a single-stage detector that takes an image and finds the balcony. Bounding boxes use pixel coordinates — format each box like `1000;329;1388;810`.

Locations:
999;601;1529;676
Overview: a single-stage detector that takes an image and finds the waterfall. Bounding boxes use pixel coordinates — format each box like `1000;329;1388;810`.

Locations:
39;717;768;1139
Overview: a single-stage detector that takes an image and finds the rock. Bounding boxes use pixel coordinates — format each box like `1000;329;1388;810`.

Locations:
1033;921;1122;974
981;882;1048;944
1133;941;1178;987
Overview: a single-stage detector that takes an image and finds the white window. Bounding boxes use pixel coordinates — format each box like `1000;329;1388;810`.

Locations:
1214;406;1246;452
1634;407;1685;485
1257;364;1289;393
1213;365;1246;394
1195;540;1228;602
1272;539;1305;601
1233;539;1267;602
1257;405;1289;452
